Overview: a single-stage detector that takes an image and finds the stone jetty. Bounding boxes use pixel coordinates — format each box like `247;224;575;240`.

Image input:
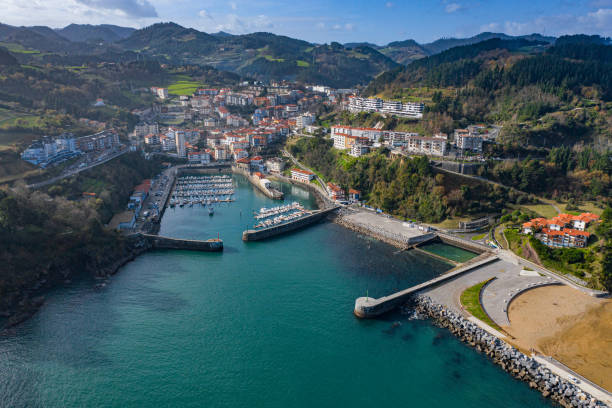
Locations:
412;295;608;408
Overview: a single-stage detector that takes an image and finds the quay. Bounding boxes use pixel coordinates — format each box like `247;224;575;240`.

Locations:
232;166;284;200
138;233;223;252
242;207;339;241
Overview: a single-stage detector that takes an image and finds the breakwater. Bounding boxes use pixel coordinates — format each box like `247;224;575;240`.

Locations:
242;207;339;241
140;233;223;251
354;254;498;318
412;296;607;408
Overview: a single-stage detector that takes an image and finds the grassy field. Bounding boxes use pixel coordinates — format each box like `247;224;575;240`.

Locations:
460;279;502;330
471;232;487;241
167;80;205;96
0;42;40;54
518;203;558;219
296;60;310;67
428;216;471;230
263;55;285;62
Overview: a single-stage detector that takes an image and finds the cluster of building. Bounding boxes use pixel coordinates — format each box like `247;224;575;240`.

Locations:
289;168;361;203
21;130;121;168
346;96;425;119
521;213;600;248
329;124;492;157
330;125;448;157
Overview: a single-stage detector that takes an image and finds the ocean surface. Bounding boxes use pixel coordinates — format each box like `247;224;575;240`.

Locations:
0;174;552;407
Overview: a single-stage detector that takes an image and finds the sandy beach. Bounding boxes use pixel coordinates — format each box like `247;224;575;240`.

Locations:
505;285;612;390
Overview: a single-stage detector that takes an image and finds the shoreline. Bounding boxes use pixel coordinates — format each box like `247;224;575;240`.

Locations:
412;296;607;407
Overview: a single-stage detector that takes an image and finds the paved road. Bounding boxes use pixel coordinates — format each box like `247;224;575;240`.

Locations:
27;148;129;189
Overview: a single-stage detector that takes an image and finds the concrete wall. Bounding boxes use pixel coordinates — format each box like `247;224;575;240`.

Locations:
242;207;338;241
141;234;223;252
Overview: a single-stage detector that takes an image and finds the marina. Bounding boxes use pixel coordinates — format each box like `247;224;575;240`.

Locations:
169;174;236;207
253;202;312;229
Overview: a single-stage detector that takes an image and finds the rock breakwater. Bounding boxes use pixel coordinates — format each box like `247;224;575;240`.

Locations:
412;296;608;408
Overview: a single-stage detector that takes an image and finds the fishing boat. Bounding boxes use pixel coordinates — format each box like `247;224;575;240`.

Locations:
208;206;214;216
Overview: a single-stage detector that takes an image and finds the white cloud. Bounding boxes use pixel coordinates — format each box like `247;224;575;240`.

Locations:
229;1;237;10
75;0;158;17
198;9;210;18
385;2;394;7
479;8;612;37
316;22;325;30
445;2;462;13
215;13;273;33
344;23;354;31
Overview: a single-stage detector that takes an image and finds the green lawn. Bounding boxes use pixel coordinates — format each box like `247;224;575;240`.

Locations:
460;280;501;331
471;232;487;241
167;80;204;96
296;60;310;67
264;55;285;62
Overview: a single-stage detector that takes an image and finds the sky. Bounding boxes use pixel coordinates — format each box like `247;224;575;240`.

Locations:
1;0;612;44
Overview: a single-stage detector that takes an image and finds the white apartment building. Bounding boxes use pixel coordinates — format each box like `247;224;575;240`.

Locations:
331;125;382;142
350;144;370;157
175;131;186;158
295;113;316;129
405;134;448;156
348;96;424;118
454;129;483;152
157;88;168;99
291;168;314;183
134;123;159;138
265;158;285;173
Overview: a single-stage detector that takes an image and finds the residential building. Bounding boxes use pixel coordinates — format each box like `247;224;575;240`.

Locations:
295;113;316;129
265;158;285;173
350;144;370;157
214;146;229;161
175;131;186;158
348;189;361;202
327;182;346;201
157;88;169;99
405;134;448;156
144;133;160;145
134;122;159;138
521;213;599;248
454;129;483;152
291;168;314;183
347;96;424;118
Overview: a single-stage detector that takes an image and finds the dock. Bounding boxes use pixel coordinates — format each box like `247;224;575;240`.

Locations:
232;166;284;200
242;207;339;241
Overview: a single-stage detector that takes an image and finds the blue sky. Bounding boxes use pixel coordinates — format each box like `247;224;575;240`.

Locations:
2;0;612;43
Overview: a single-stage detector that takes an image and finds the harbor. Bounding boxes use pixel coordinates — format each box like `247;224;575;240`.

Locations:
2;171;559;408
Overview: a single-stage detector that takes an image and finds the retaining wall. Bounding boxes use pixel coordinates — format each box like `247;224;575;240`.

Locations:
141;234;223;252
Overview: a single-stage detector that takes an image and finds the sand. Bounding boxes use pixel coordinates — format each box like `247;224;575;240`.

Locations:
505;285;612;391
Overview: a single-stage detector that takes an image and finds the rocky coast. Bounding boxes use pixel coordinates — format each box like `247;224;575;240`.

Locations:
412;295;608;408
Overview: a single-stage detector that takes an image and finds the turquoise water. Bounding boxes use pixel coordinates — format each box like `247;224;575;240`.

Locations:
419;241;479;263
0;175;552;407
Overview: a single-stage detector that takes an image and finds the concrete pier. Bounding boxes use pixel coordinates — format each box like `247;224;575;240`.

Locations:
242;207;339;241
354;254;498;318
